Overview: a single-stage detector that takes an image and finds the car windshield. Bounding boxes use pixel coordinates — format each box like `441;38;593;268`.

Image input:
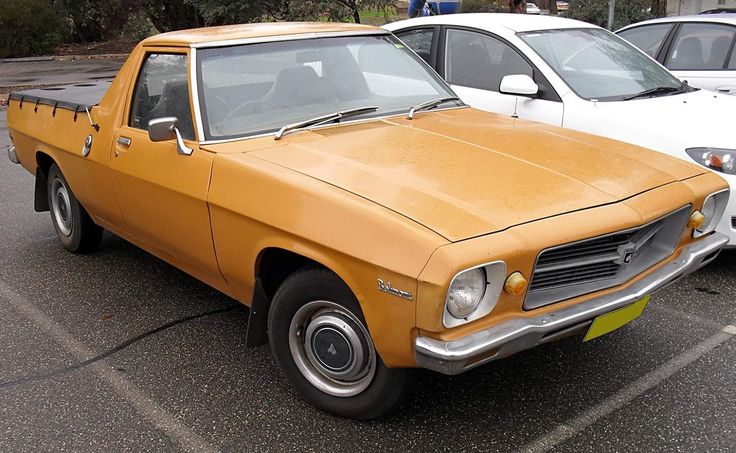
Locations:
196;34;459;140
518;28;684;101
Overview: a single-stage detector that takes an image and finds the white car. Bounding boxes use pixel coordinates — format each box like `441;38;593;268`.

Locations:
526;2;541;15
385;13;736;245
617;14;736;95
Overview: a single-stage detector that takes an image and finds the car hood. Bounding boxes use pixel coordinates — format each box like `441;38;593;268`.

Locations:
207;108;705;242
564;89;736;157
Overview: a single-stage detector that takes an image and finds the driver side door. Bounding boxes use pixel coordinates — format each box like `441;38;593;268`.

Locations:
440;28;564;126
110;50;224;288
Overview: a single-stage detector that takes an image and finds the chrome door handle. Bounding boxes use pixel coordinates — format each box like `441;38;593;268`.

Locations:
117;137;132;147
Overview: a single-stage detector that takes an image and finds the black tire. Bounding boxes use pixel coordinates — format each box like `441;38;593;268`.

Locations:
268;268;411;419
47;164;103;253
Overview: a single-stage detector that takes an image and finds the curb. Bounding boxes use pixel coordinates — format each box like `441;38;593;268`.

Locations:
0;53;127;63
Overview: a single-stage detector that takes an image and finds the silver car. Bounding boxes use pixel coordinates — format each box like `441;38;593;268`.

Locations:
617;14;736;95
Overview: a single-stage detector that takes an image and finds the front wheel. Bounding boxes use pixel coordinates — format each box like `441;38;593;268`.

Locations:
268;268;410;419
47;164;103;253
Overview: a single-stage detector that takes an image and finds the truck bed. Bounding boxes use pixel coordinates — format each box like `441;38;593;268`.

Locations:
8;80;112;113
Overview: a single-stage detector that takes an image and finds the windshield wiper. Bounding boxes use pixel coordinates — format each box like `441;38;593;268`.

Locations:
622;81;688;101
407;96;462;120
274;106;378;140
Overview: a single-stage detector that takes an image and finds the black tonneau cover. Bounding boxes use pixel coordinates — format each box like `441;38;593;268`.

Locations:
8;80;112;113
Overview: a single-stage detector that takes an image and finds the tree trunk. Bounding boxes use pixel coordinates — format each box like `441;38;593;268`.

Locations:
353;7;361;23
650;0;666;17
549;0;558;15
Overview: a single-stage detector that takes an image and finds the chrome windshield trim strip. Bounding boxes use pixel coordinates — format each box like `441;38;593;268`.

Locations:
198;106;469;146
190;48;206;143
190;30;390;49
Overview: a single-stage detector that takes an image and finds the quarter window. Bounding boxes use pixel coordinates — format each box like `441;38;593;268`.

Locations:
618;24;673;58
665;23;736;70
129;53;195;140
395;28;435;65
445;29;532;92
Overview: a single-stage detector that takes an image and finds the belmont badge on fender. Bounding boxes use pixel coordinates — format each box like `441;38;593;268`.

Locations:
377;279;413;300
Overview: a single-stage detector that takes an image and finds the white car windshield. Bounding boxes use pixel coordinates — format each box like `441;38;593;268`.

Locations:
519;28;685;101
196;34;459;140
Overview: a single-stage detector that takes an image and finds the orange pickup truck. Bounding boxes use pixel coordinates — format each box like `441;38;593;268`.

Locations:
5;23;729;419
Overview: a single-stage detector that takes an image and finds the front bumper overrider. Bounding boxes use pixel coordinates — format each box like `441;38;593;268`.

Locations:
415;232;728;375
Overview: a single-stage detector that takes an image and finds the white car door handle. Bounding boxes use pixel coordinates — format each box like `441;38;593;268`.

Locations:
715;86;736;95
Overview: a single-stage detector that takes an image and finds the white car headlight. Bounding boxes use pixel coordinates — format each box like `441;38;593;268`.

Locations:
686;148;736;175
694;189;730;237
443;261;507;328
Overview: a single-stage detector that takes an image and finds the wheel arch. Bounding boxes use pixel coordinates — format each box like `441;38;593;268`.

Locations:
246;246;363;347
34;150;56;212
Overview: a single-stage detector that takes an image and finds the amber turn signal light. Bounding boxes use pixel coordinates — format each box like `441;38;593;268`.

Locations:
688;210;705;229
504;272;528;295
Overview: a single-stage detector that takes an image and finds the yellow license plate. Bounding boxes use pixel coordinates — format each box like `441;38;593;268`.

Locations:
583;295;650;342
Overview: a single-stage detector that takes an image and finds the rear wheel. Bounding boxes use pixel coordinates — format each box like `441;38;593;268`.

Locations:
47;164;103;253
268;268;410;419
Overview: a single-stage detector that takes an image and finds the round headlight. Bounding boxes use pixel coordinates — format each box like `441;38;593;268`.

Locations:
446;268;486;319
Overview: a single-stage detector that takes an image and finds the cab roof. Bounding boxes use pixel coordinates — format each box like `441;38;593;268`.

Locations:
616;13;736;31
384;13;599;34
141;22;383;47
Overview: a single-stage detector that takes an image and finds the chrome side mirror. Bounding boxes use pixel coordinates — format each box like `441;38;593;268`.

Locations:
147;117;193;156
499;74;539;97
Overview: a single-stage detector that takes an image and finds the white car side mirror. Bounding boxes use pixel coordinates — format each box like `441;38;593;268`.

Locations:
500;74;539;97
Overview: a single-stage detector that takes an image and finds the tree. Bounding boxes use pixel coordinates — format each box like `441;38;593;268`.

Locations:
0;0;67;57
549;0;558;15
59;0;136;42
650;0;666;17
139;0;392;28
567;0;652;30
143;0;204;32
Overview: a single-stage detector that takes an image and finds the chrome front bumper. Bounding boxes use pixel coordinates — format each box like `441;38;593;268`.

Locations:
415;232;728;375
7;144;19;164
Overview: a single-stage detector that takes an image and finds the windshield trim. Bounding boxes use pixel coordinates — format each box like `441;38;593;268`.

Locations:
198;105;468;145
193;33;459;142
191;48;205;141
517;27;684;102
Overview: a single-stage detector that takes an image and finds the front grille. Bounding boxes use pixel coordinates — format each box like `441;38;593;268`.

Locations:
525;206;691;310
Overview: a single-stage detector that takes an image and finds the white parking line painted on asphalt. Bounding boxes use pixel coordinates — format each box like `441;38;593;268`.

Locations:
0;279;218;453
518;326;736;453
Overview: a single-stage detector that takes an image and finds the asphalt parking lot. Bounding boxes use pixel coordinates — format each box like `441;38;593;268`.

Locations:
0;58;122;89
0;68;735;451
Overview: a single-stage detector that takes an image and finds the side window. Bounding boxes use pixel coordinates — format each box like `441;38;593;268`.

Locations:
665;23;736;70
445;29;532;92
618;24;673;58
129;53;195;140
730;46;736;69
395;28;435;65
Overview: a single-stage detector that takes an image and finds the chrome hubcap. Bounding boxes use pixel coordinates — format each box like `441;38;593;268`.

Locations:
51;178;73;237
289;301;376;397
